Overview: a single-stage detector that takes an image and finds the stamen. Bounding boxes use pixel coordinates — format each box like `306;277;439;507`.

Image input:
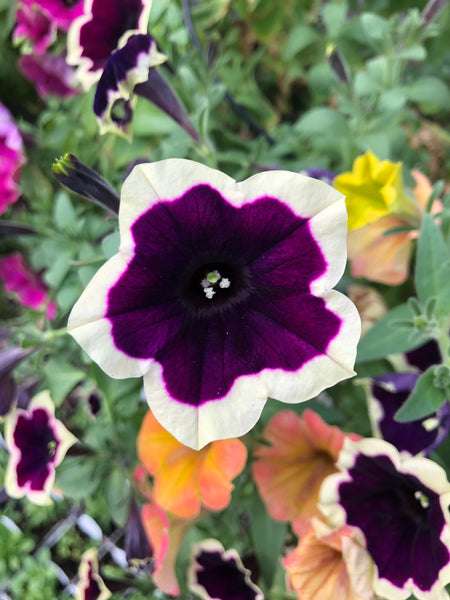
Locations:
219;278;230;288
414;490;430;509
204;287;215;299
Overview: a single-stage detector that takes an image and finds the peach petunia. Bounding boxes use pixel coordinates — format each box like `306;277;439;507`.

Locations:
347;284;387;336
283;518;375;600
346;169;442;285
137;411;247;519
252;409;360;533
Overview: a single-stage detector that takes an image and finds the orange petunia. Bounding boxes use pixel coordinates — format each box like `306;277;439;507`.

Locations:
252;409;360;533
137;411;247;519
346;169;442;285
283;519;375;600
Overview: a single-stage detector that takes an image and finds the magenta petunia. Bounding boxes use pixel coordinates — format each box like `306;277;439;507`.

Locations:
67;0;153;89
13;3;56;54
68;159;360;449
18;0;83;32
4;390;76;505
19;52;80;99
0;103;26;215
320;438;450;600
0;252;56;319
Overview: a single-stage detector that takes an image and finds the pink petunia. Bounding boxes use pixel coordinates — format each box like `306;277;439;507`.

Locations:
0;252;56;319
0;103;26;215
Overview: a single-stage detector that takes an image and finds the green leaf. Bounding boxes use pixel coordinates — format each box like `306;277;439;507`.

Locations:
415;214;450;316
407;77;450;109
282;25;319;61
250;494;286;589
53;192;77;233
321;3;348;38
360;13;388;44
356;303;426;363
295;108;348;136
397;45;426;61
104;469;129;527
101;231;120;259
42;358;85;405
395;366;447;422
56;456;101;499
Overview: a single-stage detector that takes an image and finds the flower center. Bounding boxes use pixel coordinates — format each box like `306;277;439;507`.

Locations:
180;259;250;314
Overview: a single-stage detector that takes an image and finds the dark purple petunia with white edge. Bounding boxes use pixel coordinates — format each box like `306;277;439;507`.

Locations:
188;539;263;600
319;437;450;600
4;390;76;505
76;548;111;600
93;33;166;137
67;0;152;89
93;33;199;140
367;373;440;455
68;159;360;449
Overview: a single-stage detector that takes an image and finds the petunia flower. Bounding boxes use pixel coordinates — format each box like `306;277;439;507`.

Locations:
137;410;247;519
188;539;264;600
76;548;111;600
93;33;198;140
19;52;80;99
124;493;154;570
299;167;336;186
252;409;361;533
68;159;361;449
283;518;375;600
140;490;194;596
347;284;387;336
18;0;83;33
67;0;153;89
333;151;411;231
13;3;56;54
344;169;442;285
367;373;440;455
4;390;76;505
319;437;450;600
0;103;26;215
0;252;56;319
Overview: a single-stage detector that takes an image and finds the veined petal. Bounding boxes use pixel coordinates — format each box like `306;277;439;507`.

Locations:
68;159;360;449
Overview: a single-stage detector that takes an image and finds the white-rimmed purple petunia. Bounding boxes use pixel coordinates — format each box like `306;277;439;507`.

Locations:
67;0;152;89
188;539;263;600
93;33;166;137
320;437;450;600
4;390;76;505
68;159;360;449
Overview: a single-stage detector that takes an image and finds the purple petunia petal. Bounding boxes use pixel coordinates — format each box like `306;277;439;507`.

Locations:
320;438;450;600
68;160;360;449
0;103;26;215
18;0;83;32
67;0;153;89
368;373;439;455
188;540;263;600
19;52;80;99
93;34;166;137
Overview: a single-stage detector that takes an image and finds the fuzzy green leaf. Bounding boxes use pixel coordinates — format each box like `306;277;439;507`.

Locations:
395;366;447;422
356;303;426;363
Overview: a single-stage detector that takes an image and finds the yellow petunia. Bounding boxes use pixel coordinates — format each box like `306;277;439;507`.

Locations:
334;151;409;230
